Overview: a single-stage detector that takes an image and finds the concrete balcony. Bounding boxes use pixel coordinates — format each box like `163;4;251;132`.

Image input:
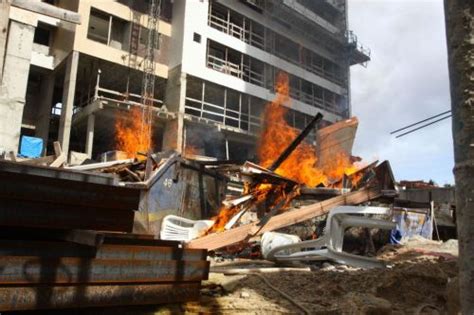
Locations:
30;43;54;70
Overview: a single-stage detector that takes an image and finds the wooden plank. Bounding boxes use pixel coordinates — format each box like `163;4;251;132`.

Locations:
0;256;209;284
17;155;55;166
53;141;62;158
49;153;66;167
0;283;201;311
10;0;81;24
187;187;382;250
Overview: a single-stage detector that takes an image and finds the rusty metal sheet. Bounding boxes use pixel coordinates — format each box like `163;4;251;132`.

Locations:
0;283;201;311
0;170;140;211
0;240;207;261
102;235;179;247
0;200;134;232
0;256;209;284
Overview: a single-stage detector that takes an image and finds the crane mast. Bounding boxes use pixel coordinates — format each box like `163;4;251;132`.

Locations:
141;0;161;147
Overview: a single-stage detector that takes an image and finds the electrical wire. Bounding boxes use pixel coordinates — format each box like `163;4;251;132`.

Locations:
395;114;452;138
390;109;451;135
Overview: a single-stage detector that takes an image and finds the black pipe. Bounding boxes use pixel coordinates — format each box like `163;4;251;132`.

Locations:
269;112;323;171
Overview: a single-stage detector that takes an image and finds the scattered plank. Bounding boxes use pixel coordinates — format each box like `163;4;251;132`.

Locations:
187;186;382;250
17;155;55;166
211;267;312;275
49;153;66;168
53;141;62;158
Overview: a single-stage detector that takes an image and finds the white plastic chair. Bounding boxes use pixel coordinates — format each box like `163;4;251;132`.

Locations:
263;206;395;268
261;231;301;259
160;215;215;242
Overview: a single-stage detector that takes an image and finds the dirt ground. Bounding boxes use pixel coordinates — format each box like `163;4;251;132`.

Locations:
191;237;459;314
17;238;458;315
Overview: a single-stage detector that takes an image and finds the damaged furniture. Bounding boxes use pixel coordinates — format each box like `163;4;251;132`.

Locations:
263;206;395;268
160;215;215;241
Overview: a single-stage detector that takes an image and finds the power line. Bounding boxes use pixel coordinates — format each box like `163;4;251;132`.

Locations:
390;109;452;135
395;114;452;138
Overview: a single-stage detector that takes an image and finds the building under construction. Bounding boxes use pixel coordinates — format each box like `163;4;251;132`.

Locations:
0;1;467;314
0;0;369;160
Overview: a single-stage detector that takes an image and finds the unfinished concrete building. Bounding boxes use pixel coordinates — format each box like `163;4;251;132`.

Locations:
0;0;369;161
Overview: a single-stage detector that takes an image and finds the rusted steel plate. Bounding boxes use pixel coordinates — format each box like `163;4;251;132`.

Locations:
0;256;209;284
0;240;207;261
0;160;116;185
96;244;207;261
0;229;165;245
0;200;134;232
102;235;179;247
0;283;201;311
0;171;140;211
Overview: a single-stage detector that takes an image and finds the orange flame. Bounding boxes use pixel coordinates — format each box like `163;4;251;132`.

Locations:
115;107;152;159
184;145;199;158
208;183;275;233
206;72;363;234
258;72;359;187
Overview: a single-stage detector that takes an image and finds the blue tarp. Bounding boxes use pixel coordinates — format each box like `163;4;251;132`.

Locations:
390;209;433;244
19;136;43;158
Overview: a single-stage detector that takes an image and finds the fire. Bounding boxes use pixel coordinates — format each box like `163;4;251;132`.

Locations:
258;72;359;187
206;72;364;235
207;182;297;234
115;107;152;159
208;184;273;233
184;145;199;157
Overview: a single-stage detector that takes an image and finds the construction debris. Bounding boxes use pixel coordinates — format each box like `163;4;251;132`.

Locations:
0;107;457;313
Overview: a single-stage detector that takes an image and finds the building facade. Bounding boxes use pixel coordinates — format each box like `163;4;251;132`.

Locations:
0;0;369;161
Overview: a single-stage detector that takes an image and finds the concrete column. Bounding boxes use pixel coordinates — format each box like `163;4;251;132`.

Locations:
0;20;35;154
0;2;10;80
35;73;55;147
85;114;95;158
58;50;79;154
163;67;186;152
444;0;474;313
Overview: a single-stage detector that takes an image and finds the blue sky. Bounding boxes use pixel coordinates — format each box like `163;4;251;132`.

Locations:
348;0;454;185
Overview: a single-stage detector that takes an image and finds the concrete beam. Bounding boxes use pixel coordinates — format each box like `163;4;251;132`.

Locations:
58;50;79;154
71;99;103;125
10;0;81;24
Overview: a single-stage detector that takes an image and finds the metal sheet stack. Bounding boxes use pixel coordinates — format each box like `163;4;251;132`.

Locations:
0;160;209;312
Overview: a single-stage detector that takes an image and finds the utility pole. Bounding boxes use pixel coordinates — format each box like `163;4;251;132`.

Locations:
444;0;474;313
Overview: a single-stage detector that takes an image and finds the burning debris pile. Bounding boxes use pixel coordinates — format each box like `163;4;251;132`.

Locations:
258;73;362;188
66;72;398;261
183;73;390;253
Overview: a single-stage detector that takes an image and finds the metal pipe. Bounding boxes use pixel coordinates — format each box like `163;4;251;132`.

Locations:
269;112;323;171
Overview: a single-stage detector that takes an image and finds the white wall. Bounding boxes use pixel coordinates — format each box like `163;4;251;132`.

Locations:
175;0;341;122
